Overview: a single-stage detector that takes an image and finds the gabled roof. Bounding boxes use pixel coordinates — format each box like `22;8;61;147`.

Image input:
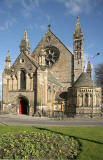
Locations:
31;28;73;56
26;54;39;67
73;72;96;87
10;52;38;70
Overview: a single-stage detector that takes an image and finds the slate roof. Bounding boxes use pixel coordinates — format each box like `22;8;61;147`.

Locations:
73;72;96;87
26;54;39;67
48;71;62;87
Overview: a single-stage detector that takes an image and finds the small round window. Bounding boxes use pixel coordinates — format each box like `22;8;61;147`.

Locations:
20;59;25;64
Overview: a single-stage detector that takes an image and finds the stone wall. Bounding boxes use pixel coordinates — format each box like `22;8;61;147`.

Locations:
3;91;35;115
68;86;102;117
32;30;73;89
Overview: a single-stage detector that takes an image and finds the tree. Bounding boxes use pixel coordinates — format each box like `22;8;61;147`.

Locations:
95;63;103;86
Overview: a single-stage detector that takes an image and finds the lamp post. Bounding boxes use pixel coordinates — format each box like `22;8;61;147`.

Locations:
91;52;100;118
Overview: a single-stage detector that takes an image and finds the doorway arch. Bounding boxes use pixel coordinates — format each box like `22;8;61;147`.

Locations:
18;96;29;115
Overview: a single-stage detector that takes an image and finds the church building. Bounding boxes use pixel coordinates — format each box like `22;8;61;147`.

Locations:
2;17;102;117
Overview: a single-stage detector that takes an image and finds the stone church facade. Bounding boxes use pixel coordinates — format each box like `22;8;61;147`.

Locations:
2;17;102;117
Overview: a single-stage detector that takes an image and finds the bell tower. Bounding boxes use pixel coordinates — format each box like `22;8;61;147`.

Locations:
73;16;84;82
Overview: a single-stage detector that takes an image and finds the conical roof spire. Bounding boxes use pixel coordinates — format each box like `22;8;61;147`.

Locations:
87;60;91;71
5;50;11;62
74;16;83;38
19;29;30;54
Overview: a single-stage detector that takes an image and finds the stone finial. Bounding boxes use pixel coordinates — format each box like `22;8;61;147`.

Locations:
86;60;92;78
19;29;30;54
39;48;46;67
48;24;51;30
5;50;11;62
5;50;11;69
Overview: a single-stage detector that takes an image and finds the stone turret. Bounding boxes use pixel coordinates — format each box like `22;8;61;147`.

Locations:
5;50;11;69
19;29;30;54
39;48;46;67
86;60;92;78
73;16;84;82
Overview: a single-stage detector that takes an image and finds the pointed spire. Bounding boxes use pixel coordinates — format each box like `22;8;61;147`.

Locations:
19;29;30;54
5;50;11;69
74;16;83;38
5;50;11;62
86;60;92;78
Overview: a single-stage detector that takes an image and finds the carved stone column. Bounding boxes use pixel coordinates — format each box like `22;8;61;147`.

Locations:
9;76;12;91
12;75;14;90
88;93;90;106
30;73;33;91
17;71;21;90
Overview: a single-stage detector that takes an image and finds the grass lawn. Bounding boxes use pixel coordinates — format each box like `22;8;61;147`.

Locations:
0;126;103;160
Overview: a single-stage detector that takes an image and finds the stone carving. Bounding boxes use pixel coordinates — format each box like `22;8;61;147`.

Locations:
45;46;60;67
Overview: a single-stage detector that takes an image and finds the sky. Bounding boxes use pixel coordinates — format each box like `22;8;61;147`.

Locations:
0;0;103;99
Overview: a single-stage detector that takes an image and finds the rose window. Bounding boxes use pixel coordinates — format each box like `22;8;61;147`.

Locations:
45;46;60;67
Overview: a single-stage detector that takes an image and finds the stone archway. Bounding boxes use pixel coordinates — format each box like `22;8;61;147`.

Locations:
18;96;29;115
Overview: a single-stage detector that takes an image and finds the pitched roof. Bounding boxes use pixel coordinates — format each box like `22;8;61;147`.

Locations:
73;72;96;87
31;28;73;56
48;71;62;87
26;54;38;65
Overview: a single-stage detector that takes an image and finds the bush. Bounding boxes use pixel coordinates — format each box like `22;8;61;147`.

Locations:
0;131;80;159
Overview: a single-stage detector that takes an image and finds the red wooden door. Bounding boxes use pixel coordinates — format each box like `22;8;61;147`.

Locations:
19;101;22;114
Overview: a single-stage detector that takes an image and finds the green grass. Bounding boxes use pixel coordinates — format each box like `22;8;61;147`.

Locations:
0;126;103;160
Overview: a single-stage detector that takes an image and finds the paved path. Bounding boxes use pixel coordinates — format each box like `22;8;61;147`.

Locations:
0;114;103;127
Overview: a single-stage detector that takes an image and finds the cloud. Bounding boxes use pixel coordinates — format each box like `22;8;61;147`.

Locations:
84;52;91;71
87;43;94;49
40;24;47;31
4;0;17;8
21;0;41;18
0;18;17;31
56;0;95;15
45;14;51;21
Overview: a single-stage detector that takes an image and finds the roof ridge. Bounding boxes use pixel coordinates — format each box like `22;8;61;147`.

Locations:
31;29;73;56
73;72;96;87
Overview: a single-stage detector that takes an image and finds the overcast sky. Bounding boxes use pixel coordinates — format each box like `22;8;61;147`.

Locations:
0;0;103;99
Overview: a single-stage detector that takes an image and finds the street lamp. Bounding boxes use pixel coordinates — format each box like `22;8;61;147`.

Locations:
91;52;100;118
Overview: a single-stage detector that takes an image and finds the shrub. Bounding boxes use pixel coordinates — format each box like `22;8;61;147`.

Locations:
0;131;80;159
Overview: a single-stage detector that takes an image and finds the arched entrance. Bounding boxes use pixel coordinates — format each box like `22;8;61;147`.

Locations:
18;96;29;115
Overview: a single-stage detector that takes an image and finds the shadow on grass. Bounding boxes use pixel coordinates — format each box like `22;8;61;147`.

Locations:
32;126;103;145
33;126;82;160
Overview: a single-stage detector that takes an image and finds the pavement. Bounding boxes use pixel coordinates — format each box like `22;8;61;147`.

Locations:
0;113;103;127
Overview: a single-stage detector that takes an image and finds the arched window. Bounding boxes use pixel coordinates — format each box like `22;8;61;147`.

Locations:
20;70;26;90
85;94;88;106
